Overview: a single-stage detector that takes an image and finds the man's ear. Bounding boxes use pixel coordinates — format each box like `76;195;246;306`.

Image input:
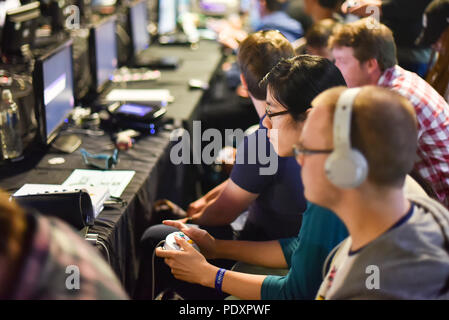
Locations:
240;74;248;90
365;58;380;75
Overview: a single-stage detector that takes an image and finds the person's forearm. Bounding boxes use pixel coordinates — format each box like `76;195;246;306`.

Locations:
191;199;238;226
192;194;247;226
215;239;288;269
190;179;257;226
203;180;228;203
201;266;265;300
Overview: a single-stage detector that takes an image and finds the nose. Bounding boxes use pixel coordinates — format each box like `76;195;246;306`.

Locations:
262;115;272;130
262;116;272;138
297;153;304;166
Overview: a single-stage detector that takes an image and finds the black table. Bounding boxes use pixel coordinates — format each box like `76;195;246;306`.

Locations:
0;40;224;296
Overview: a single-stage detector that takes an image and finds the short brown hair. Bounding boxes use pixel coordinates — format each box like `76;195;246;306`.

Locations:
329;18;397;72
325;86;418;187
237;30;294;100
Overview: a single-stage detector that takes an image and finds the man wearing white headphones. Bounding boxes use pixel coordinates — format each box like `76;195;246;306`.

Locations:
296;85;449;299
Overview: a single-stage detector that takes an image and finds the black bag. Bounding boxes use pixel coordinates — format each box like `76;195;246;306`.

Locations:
13;189;95;229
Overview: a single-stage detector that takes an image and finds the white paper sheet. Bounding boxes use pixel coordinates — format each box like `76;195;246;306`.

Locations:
62;169;135;198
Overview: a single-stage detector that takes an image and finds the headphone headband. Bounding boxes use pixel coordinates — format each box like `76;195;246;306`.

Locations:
333;88;362;152
325;87;368;189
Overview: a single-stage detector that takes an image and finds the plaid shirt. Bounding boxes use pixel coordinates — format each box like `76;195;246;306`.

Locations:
378;65;449;208
8;212;129;300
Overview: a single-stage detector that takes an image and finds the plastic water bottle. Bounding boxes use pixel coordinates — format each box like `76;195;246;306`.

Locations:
0;89;23;160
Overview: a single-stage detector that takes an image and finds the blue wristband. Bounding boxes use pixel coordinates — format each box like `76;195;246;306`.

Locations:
215;268;226;292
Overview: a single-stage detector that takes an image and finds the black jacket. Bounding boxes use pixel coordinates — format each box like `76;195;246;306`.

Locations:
382;0;433;47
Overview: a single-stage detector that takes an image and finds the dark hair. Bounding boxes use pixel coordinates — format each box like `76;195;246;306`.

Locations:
261;55;347;121
318;0;343;9
306;19;339;49
265;0;285;12
237;30;294;100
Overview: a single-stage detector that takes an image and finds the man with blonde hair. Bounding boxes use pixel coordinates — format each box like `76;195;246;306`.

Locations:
297;86;449;299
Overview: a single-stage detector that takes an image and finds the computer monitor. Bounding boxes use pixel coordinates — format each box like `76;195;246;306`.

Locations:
129;0;150;57
88;15;118;93
0;1;40;58
33;39;75;144
158;0;176;35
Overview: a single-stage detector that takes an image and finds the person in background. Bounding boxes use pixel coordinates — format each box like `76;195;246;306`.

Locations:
303;0;344;22
295;18;340;59
286;0;315;33
416;0;449;101
341;0;433;77
216;0;304;51
254;0;305;42
330;18;449;209
303;86;449;299
155;56;349;300
0;189;128;299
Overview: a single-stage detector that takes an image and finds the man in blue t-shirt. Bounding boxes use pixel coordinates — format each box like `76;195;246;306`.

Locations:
217;0;304;51
255;0;304;42
229;116;306;240
179;31;307;240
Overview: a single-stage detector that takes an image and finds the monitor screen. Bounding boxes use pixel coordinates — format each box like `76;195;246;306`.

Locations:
158;0;176;35
130;0;149;56
42;43;75;140
94;17;117;91
117;103;153;116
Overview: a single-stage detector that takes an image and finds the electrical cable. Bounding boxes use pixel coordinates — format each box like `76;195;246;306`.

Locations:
97;239;111;265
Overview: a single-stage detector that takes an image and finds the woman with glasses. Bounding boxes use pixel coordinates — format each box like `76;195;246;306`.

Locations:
155;55;350;300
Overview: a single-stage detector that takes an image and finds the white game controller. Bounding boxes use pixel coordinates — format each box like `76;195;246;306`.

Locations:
163;231;199;251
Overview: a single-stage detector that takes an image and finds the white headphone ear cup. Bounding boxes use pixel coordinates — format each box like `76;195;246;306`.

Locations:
325;149;368;188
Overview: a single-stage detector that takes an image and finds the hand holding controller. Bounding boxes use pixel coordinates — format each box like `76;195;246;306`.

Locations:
163;231;199;251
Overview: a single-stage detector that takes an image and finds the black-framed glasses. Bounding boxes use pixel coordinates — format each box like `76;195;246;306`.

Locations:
292;144;333;157
265;104;289;119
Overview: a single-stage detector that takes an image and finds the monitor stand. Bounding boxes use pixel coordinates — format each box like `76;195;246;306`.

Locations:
51;134;82;153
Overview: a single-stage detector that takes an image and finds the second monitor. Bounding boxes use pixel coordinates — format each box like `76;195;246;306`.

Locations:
127;0;181;69
88;14;118;94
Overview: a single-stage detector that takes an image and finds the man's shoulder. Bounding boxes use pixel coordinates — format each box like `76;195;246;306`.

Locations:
22;213;129;299
381;66;449;114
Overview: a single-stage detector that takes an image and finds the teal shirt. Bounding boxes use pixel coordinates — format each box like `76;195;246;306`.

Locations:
261;202;348;300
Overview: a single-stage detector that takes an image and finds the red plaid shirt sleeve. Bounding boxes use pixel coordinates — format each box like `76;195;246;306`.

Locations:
379;66;449;208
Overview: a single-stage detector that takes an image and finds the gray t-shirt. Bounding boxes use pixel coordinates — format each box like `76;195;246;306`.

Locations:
317;194;449;300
